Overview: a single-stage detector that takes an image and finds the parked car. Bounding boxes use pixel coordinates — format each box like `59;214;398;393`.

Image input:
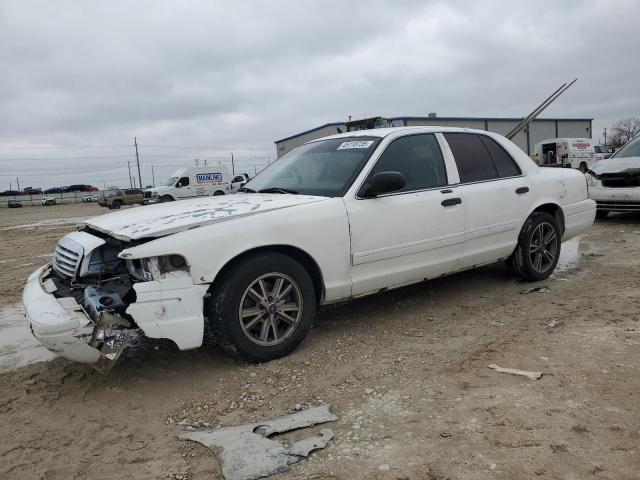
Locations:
594;145;613;159
8;199;22;208
145;166;231;203
23;127;595;369
82;194;101;203
230;173;251;193
22;187;42;195
44;187;63;194
587;134;640;218
98;188;144;209
0;190;21;196
41;197;57;206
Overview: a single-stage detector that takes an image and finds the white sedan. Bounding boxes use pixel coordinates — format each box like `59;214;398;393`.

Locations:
587;134;640;218
23;127;595;368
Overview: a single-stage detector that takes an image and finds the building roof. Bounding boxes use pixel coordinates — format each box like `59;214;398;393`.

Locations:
274;116;593;144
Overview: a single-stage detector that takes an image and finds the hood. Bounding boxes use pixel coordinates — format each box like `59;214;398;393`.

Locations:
591;156;640;175
83;193;330;241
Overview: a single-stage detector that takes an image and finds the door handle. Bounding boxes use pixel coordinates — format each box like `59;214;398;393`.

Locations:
440;189;453;194
515;186;529;195
441;197;462;207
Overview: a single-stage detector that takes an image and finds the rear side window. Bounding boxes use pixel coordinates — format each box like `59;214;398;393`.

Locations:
444;133;497;183
479;136;521;178
368;133;448;192
444;133;521;183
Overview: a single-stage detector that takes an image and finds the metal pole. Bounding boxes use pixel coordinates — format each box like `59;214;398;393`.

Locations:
151;165;155;187
134;137;142;188
604;128;607;147
127;161;133;188
231;152;235;174
16;177;20;191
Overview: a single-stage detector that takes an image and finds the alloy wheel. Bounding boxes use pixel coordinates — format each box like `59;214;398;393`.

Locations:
238;273;303;346
529;222;558;273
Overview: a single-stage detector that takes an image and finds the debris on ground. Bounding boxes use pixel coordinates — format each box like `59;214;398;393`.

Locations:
546;319;563;331
180;405;337;480
520;286;550;294
488;363;543;380
439;432;453;438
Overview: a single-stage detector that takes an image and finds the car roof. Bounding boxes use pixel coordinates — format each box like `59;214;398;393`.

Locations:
315;126;494;142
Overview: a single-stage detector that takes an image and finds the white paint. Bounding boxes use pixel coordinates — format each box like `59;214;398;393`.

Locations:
24;127;596;363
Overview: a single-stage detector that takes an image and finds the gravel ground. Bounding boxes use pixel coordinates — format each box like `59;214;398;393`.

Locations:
1;203;639;480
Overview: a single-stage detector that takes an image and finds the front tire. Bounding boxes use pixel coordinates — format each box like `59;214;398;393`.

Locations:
208;253;316;362
509;212;561;281
160;195;174;202
579;162;587;173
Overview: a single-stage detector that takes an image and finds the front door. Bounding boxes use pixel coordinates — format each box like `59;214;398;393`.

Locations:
345;133;465;297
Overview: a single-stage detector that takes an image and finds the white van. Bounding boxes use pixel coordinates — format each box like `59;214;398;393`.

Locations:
535;138;604;172
146;166;234;202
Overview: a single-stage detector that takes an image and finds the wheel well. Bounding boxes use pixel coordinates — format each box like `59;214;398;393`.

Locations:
212;246;324;303
531;203;565;235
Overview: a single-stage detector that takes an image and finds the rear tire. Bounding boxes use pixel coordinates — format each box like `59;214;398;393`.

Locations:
595;210;609;219
207;253;316;362
509;212;561;282
213;190;225;196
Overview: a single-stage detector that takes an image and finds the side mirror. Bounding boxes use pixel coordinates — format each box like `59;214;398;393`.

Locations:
360;171;406;198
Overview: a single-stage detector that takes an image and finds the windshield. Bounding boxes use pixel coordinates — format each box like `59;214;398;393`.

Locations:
611;135;640;159
163;176;178;186
244;137;380;197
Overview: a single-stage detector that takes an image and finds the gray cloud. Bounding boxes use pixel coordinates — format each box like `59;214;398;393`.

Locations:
0;0;638;188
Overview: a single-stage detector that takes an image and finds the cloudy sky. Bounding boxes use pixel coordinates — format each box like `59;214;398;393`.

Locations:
0;0;638;190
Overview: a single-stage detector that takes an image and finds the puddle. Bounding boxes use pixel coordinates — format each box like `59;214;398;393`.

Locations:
555;235;599;273
0;304;56;372
0;217;89;231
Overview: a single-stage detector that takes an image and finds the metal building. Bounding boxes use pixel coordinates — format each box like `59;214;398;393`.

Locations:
274;115;593;157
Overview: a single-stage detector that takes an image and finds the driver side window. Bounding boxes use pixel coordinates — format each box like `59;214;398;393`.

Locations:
368;134;448;192
177;177;189;187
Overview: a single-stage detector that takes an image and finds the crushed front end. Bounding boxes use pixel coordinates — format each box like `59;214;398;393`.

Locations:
23;228;206;372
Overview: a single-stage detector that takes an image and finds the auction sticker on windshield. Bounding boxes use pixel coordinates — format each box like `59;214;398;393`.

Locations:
337;140;375;150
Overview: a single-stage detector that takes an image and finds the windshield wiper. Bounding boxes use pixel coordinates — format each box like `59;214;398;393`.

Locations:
258;187;299;194
238;186;256;193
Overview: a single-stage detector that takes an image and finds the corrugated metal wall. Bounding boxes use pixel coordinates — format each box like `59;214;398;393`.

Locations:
275;118;592;156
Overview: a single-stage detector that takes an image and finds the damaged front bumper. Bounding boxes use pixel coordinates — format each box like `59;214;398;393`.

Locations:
23;265;131;371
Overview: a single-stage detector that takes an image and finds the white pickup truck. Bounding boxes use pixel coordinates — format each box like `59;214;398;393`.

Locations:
23;127;595;369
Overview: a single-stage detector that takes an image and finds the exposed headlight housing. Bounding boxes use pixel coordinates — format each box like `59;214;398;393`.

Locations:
126;255;189;281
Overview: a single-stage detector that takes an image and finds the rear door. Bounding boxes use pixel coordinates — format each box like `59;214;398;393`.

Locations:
346;133;465;296
442;133;533;267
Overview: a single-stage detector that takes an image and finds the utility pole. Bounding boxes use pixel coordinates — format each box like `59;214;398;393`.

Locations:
134;137;142;189
127;160;133;188
151;165;155;187
204;159;207;166
16;177;20;191
603;128;607;147
231;152;235;175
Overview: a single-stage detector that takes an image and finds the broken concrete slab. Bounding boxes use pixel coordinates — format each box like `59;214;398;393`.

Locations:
488;363;543;380
180;405;337;480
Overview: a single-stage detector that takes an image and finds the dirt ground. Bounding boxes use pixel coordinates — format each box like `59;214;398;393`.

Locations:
1;203;639;480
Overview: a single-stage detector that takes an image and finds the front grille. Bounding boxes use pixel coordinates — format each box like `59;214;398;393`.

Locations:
601;177;640;188
53;236;83;278
144;191;152;198
596;200;640;211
